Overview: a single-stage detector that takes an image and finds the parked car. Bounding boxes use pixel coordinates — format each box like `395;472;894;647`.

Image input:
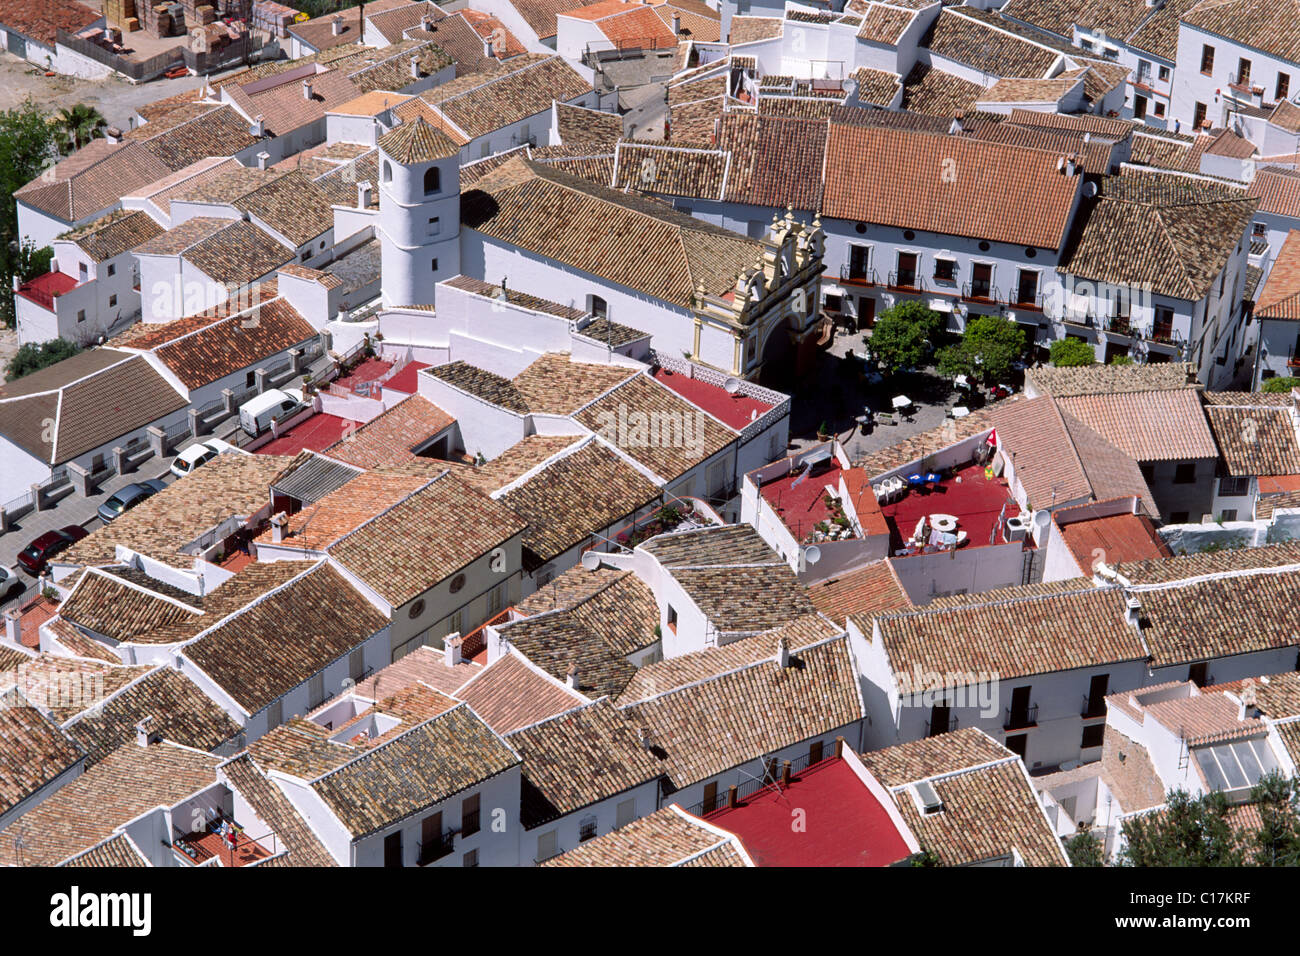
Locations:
239;388;305;437
0;565;24;602
170;438;242;479
96;479;168;524
18;525;89;576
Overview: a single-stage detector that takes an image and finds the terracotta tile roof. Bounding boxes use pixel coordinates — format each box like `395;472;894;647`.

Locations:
823;122;1082;248
227;68;363;139
0;691;84;820
0;351;187;466
498;440;661;566
288;0;412;51
0;655;150;723
1135;567;1300;667
0;740;217;866
1057;509;1170;572
257;471;429;549
248;718;355;777
574;316;649;347
671;564;818;633
58;210;164;263
63;454;293;569
511;353;636;414
554;102;623;145
514;564;630;614
855;1;923;43
999;0;1151;41
377;115;461;163
617;613;843;704
366;0;441;43
923;8;1059;76
622;635;864;789
184;220;295;287
847;67;903;106
542;803;749;865
892;758;1067;865
1054;389;1219;462
1007;108;1134;140
453;652;584;734
1143;689;1263;746
219;754;337;866
0;0;98;45
328;472;528;606
1061;176;1256;301
1181;0;1300;64
58;568;203;644
496;572;657;697
132;215;228;256
1204;403;1300;476
234;170;336;247
809;560;912;624
859;727;1013;786
139;105;263;172
978;76;1076;104
994;395;1157;513
310;704;519;838
640;523;777;566
878;585;1145;684
728;15;782;43
1269;100;1300;134
1115;541;1300;583
463;155;764;308
717;112;827;209
453;434;581;496
417;55;591;139
612;141;728;199
64;667;242;767
182;562;388;713
1256;228;1300;321
141;296;314;391
322;395;455;469
1026;361;1197;396
424;360;529;412
575;374;737;481
507;699;662;828
508;0;606;40
14;140;171;224
58;833;150;867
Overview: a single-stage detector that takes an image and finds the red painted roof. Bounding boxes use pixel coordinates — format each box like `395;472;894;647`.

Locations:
380;361;431;395
1058;511;1170;573
701;757;913;866
1259;474;1300;493
256;414;353;456
761;458;845;541
16;270;79;309
652;368;770;431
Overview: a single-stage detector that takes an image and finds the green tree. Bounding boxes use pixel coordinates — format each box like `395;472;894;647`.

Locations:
5;339;82;382
50;103;107;156
936;314;1026;383
1249;772;1300;866
1262;376;1300;394
1064;828;1106;867
0;100;59;328
1118;790;1245;867
867;300;942;374
1049;338;1096;367
1109;353;1134;366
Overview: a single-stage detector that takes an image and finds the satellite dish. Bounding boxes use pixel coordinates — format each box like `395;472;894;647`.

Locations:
1083;181;1099;198
1033;511;1051;532
802;545;822;566
723;377;742;395
581;551;603;571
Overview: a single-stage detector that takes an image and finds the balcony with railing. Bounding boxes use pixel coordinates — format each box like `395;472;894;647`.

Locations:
1082;695;1107;720
417;829;456;866
962;280;999;303
1004;703;1039;731
925;714;959;737
1062;309;1099;329
1007;289;1044;312
888;270;924;292
840;264;878;287
1104;313;1132;337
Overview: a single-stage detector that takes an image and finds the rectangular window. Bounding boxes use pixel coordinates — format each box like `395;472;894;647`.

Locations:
1194;101;1208;130
933;258;955;282
1154;101;1165;118
895;251;918;288
461;793;480;837
1081;723;1105;749
1237;57;1251;86
809;740;824;763
427;216;440;236
1200;44;1215;76
463;849;478;867
1279;73;1291;100
1220;508;1238;522
108;294;117;308
1174;462;1197;484
666;605;678;633
107;263;115;276
349;647;366;681
616;798;636;828
308;672;325;708
448;608;463;637
487;581;505;616
1189;661;1209;687
1158;66;1170;81
1005;734;1028;759
431;257;439;272
1133;94;1147;119
1219;475;1249;497
536;830;558;862
384;831;403;867
76;310;85;323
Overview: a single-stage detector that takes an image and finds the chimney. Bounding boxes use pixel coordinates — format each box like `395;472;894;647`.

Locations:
135;716;155;748
302;79;313;100
1124;596;1142;630
4;608;20;647
270;511;289;543
949;110;964;135
639;728;652;751
483;37;494;59
566;664;579;689
357;179;372;209
410;55;420;79
331;14;344;36
775;635;790;668
10;275;18;293
422;15;435;31
104;125;123;144
445;633;463;666
672;12;681;33
1238;682;1258;721
250;114;265;137
256;150;270;170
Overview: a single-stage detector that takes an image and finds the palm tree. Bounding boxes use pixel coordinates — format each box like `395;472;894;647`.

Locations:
50;104;107;156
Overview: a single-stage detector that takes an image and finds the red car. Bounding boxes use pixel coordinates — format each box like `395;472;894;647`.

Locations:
18;525;88;576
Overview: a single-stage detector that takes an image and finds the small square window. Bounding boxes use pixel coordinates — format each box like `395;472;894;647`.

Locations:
1081;724;1105;749
1220;509;1238;522
934;258;956;282
107;263;116;277
76;310;86;322
1158;66;1170;81
1170;511;1190;524
1174;463;1196;484
108;295;117;308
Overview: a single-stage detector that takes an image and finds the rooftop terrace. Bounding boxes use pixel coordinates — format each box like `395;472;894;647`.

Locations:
879;462;1019;553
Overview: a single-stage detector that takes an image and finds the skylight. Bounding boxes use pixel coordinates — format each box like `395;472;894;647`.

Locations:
1192;737;1280;792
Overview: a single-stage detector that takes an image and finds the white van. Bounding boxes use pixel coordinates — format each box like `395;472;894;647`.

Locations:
239;388;305;437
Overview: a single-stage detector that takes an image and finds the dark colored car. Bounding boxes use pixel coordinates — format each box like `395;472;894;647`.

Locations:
18;525;89;576
96;479;167;524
